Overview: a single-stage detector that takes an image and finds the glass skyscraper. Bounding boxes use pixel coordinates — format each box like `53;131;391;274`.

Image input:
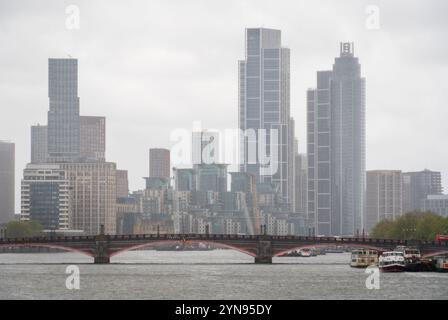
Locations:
307;43;366;236
47;58;80;161
238;28;294;211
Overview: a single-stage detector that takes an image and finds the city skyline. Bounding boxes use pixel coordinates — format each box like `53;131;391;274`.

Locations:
0;1;447;212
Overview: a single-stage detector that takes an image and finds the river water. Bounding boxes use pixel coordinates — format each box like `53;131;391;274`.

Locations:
0;250;447;300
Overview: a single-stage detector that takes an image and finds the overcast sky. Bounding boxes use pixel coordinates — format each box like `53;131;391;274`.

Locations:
1;0;447;212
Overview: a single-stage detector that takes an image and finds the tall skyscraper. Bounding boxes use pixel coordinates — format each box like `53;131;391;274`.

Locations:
79;116;105;161
47;58;80;161
307;43;366;236
402;169;443;213
365;170;402;233
149;148;170;179
21;164;70;231
0;141;15;224
238;28;294;210
294;152;308;216
31;124;48;163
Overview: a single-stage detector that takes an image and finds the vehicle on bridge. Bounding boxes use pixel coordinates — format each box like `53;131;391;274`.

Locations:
379;251;406;272
350;249;378;268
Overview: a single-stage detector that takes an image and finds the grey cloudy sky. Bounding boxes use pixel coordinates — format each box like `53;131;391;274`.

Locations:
0;0;447;211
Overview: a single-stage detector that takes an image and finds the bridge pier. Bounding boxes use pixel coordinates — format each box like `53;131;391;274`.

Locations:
255;240;272;264
94;226;110;264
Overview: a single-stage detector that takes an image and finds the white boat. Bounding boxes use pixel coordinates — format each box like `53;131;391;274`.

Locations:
395;246;421;271
379;251;406;272
299;248;313;257
350;249;378;268
435;256;448;272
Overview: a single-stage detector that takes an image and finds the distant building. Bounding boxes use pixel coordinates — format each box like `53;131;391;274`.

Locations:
196;164;228;193
307;42;366;236
294;153;307;216
60;162;117;235
403;169;443;213
173;168;196;191
149;148;170;179
79;116;105;161
365;170;403;233
21;164;70;231
47;58;80;161
144;177;170;190
421;195;448;217
192;131;220;165
31;125;48;163
116;169;129;198
0;141;15;224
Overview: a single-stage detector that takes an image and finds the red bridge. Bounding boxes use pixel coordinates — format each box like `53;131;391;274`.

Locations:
1;230;447;264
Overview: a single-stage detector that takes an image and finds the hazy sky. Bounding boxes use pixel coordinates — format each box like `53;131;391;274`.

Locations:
0;0;447;212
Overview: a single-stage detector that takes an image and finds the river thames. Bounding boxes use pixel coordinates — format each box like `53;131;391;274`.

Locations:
0;250;447;300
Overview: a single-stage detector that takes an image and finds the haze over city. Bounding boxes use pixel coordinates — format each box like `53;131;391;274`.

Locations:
0;0;447;212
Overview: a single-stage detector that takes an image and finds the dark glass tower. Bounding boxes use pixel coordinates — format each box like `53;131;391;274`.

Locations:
47;58;80;161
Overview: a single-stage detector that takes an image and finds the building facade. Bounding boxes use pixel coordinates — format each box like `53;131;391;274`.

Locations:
403;169;443;213
31;124;48;163
79;116;105;162
47;58;80;161
421;195;448;217
149;148;170;179
116;169;129;199
21;164;70;231
60;162;117;235
365;170;402;233
238;28;294;211
307;43;366;236
0;141;15;224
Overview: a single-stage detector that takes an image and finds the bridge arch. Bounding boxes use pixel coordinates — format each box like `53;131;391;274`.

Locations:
0;243;94;257
109;240;257;259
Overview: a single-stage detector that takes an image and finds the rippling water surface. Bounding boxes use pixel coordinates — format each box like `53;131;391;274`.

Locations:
0;250;447;299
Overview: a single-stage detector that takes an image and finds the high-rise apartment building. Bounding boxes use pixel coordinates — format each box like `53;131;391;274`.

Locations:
192;131;220;165
307;43;366;236
116;169;129;198
47;58;80;161
31;125;48;163
238;28;294;211
0;141;15;224
365;170;402;233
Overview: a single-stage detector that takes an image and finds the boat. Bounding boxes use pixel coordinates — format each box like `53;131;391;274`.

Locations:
299;248;313;257
395;246;422;272
379;251;406;272
434;256;448;272
350;249;378;268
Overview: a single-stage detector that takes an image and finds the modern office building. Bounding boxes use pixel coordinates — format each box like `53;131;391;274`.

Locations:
116;169;129;198
307;43;366;236
79;116;105;162
238;28;294;211
365;170;403;233
31;124;48;163
60;162;117;235
192;130;220;165
421;195;448;217
47;58;80;161
0;141;15;224
402;169;443;213
149;148;170;179
21;164;70;231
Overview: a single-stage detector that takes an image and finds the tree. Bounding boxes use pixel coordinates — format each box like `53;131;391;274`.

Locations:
5;220;44;238
370;211;448;240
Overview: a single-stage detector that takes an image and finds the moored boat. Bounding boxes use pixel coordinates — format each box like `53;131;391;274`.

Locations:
434;256;448;272
395;246;422;271
379;251;406;272
350;249;378;268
